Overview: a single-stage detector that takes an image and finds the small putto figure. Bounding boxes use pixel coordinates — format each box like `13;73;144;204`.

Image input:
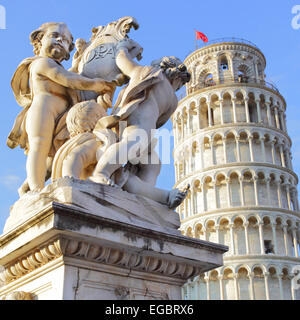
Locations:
7;22;114;193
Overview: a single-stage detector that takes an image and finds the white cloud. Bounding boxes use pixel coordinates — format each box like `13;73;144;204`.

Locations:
0;175;21;190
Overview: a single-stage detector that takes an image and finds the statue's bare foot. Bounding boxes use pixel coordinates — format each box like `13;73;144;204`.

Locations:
89;173;115;187
167;187;189;210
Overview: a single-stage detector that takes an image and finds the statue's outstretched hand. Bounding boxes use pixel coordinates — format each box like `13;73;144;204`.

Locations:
94;79;116;94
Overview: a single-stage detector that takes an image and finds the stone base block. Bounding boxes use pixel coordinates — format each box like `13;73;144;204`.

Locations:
0;178;227;300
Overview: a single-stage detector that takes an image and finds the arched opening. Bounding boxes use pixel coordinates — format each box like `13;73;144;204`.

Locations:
239;132;250;162
213;134;224;166
200;98;209;129
248;216;259;254
234;217;246;255
257;172;267;206
219;218;230;248
248;93;258;123
243;171;255;205
235;92;246;122
204;176;215;211
216;174;227;209
223;268;236;300
263;217;274;254
203;137;212;168
223;92;233;123
253;267;265;300
237;267;250;300
229;172;241;207
226;132;237;163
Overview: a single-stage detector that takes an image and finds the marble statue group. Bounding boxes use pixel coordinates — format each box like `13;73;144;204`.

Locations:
7;17;191;210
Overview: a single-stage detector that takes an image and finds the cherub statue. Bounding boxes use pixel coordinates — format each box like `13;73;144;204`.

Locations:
51;100;188;209
90;39;191;185
7;22;114;193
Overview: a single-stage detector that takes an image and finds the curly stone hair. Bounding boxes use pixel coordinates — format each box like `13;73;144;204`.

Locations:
30;22;75;59
66;101;106;137
151;56;191;86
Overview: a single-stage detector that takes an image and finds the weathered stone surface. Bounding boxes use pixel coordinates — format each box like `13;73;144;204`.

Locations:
4;177;181;235
0;178;227;300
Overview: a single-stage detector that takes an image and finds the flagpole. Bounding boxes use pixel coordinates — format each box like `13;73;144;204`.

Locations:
194;29;198;50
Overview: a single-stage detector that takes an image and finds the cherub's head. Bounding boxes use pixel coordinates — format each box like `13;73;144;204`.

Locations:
75;38;87;54
151;56;191;91
30;22;75;62
66;101;106;137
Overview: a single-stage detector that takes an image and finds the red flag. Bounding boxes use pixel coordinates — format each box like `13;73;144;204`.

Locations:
195;30;208;43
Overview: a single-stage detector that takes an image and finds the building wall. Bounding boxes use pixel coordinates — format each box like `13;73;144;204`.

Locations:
174;41;300;300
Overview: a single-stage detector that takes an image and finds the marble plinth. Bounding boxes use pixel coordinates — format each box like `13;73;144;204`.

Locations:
0;178;227;300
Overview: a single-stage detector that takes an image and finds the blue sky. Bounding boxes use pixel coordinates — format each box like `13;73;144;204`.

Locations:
0;0;300;232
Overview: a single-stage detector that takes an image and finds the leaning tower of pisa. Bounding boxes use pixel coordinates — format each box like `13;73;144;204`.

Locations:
173;38;300;300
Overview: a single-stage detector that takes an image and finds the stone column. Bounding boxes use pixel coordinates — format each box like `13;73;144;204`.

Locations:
205;276;210;300
244;98;250;123
236;137;241;162
226;178;231;208
271;222;278;255
244;222;250;255
210;139;215;166
256;99;262;123
264;272;270;300
223;137;227;164
285;185;292;211
239;176;245;206
218;276;224;300
197;104;201;130
274;107;280;129
260;137;266;162
279;112;285;131
279;146;286;168
276;180;282;208
270;140;276;165
253;176;259;206
249;273;255;300
199;142;204;169
208;103;213;127
187;109;192;136
213;181;218;209
278;274;284;300
233;274;239;300
180;114;185;140
266;178;271;206
292;227;299;258
266;102;272;126
184;197;188;219
283;225;289;256
219;99;224;125
202;183;207;212
232;98;237;123
229;223;235;255
258;222;265;255
190;188;195;216
248;135;254;162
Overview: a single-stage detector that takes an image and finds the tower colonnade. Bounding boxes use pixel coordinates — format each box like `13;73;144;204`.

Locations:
173;39;300;300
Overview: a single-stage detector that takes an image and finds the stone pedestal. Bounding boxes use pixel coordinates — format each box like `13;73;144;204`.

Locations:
0;178;227;300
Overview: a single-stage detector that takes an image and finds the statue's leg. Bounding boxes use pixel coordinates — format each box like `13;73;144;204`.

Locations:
91;123;154;184
18;157;53;197
136;149;161;186
62;140;98;179
25;108;55;191
123;174;169;205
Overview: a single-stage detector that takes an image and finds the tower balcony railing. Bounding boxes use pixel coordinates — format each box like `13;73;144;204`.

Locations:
177;76;280;100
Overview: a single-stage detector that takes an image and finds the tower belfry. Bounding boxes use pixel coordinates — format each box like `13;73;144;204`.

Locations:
173;38;300;300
